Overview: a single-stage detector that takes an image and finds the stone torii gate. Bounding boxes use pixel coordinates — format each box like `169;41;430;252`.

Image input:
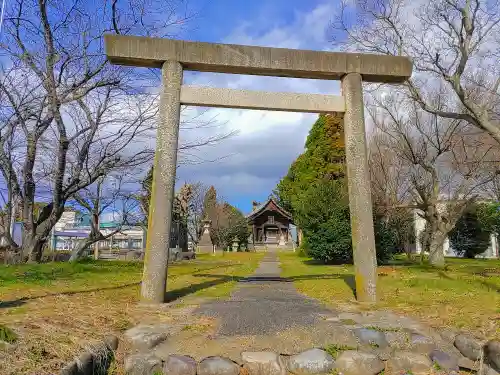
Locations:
104;35;412;304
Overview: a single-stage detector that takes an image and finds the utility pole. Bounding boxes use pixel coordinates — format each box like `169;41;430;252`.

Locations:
94;178;103;260
9;196;16;240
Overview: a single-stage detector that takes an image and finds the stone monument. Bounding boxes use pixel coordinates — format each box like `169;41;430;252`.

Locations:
232;237;239;252
197;220;213;254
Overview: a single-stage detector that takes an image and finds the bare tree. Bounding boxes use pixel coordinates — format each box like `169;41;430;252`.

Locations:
0;0;237;263
369;131;416;258
368;92;497;266
185;182;209;246
0;54;154;262
369;131;412;214
137;179;209;245
66;175;141;262
332;0;500;144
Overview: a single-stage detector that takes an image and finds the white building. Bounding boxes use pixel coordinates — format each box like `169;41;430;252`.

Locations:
414;209;499;259
52;210;145;252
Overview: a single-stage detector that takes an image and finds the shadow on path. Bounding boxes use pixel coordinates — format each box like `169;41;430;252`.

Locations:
1;267;359;311
0;282;140;309
189;273;357;299
164;277;243;302
163;272;359;305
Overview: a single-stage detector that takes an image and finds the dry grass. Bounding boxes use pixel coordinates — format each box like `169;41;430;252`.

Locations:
0;252;263;375
279;253;500;340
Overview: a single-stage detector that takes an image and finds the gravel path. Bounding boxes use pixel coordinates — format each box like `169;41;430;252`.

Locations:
195;251;333;336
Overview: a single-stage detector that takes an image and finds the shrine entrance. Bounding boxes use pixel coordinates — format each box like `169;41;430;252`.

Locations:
247;198;293;249
104;34;412;304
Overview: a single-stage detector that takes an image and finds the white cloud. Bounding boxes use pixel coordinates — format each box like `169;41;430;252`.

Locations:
176;2;339;210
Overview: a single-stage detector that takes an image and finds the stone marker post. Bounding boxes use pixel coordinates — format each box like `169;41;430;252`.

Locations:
341;73;377;303
141;60;183;303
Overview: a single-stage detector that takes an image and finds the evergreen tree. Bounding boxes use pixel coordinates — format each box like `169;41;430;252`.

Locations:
296;179;352;263
211;203;248;250
274;114;345;212
275;114;395;263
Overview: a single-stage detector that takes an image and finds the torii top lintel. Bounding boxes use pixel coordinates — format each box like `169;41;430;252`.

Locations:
104;34;412;83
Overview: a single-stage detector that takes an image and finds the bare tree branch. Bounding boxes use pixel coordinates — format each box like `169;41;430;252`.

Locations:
331;0;500;143
367;90;497;266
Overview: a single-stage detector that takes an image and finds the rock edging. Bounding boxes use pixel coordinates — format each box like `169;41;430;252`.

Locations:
122;336;500;375
60;335;118;375
121;321;500;375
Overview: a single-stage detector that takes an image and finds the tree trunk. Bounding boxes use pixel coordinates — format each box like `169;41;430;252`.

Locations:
428;230;447;267
26;240;45;263
94;242;99;260
21;206;63;263
2;245;22;264
69;239;93;262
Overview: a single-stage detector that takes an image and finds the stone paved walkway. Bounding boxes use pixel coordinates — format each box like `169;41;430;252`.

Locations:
120;251;500;375
195;251;333;336
143;251;500;375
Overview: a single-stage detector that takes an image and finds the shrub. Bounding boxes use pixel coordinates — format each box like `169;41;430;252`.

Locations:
477;202;500;235
296;179;399;264
295;179;352;264
41;250;75;263
306;211;353;264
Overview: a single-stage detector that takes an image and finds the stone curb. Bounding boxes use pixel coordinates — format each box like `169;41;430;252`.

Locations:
122;335;500;375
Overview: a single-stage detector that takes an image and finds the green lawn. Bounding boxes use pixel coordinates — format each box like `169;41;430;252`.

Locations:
279;252;500;340
0;252;263;375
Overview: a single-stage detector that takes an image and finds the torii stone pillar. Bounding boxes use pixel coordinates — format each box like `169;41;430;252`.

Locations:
342;73;377;302
105;34;412;304
140;61;183;302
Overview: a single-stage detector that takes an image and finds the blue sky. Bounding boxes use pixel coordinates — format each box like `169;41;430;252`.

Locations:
0;0;344;220
190;0;325;43
173;0;341;213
